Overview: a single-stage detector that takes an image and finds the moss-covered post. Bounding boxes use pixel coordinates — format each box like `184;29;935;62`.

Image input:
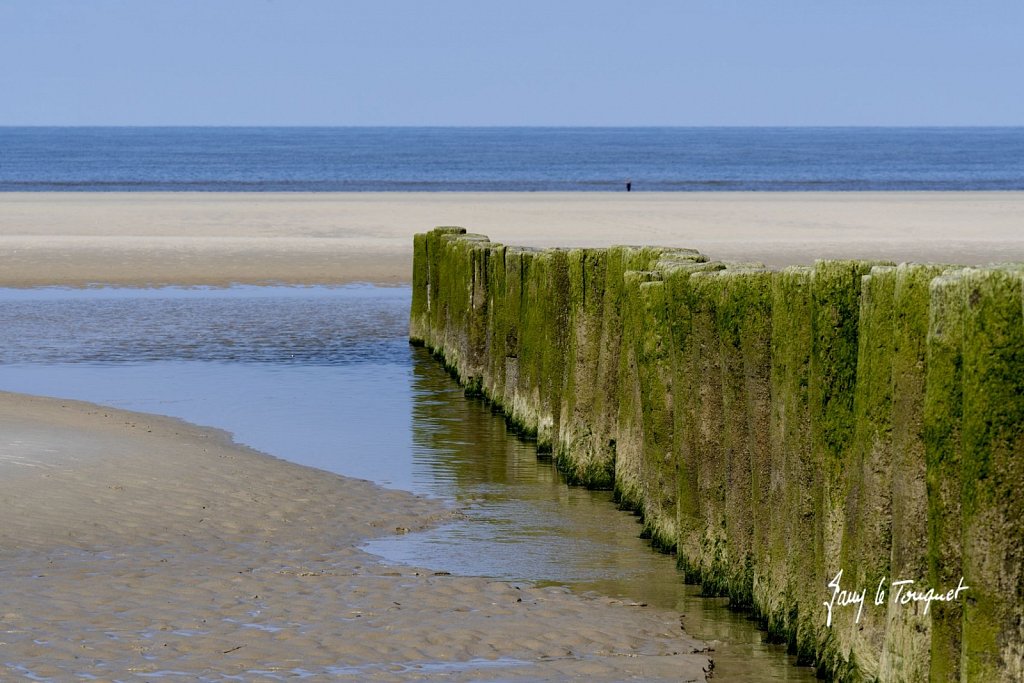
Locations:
716;268;772;610
836;265;897;680
417;227;469;350
500;248;529;434
685;270;730;596
500;247;532;430
539;249;572;453
739;269;774;618
667;262;722;582
410;231;430;344
437;231;472;373
482;243;509;401
636;276;678;551
960;267;1024;681
614;269;658;513
557;248;611;485
464;237;494;392
768;267;816;657
809;260;884;677
879;263;949;682
589;247;631;480
924;271;967;682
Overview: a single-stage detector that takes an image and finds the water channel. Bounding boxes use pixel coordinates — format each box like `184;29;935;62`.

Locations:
0;285;816;681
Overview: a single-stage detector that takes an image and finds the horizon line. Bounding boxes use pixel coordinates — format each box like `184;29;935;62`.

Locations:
3;124;1023;130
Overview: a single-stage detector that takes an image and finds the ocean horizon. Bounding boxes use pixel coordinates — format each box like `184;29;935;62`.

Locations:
2;126;1023;192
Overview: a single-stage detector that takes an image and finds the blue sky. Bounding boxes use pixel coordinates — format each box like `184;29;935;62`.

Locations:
1;0;1022;126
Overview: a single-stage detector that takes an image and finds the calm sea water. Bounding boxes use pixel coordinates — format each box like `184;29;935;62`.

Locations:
2;127;1023;191
0;285;815;681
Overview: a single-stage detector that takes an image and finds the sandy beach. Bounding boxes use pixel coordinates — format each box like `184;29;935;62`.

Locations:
0;192;1022;286
0;392;709;680
3;191;1021;679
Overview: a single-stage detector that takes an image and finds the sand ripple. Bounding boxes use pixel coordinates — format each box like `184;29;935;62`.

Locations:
0;392;708;681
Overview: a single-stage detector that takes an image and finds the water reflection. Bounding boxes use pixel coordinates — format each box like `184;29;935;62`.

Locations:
372;349;681;587
369;348;817;681
0;285;815;681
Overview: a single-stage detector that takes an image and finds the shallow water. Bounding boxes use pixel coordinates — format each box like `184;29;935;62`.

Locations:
0;285;816;681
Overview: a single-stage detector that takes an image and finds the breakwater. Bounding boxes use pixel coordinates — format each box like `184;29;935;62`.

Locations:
409;227;1024;682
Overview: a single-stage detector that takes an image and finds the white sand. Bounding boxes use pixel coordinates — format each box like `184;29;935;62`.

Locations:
0;192;1022;286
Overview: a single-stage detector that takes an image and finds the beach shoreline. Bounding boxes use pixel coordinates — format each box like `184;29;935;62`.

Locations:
3;190;1021;679
1;191;1022;286
0;391;709;680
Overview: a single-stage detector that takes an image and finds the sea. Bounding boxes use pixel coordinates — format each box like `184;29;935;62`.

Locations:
2;126;1023;192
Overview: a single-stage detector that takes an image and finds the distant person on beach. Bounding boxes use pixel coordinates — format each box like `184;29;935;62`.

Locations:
626;179;632;192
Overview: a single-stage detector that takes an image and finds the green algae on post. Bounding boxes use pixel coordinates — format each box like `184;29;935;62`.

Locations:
769;266;818;662
410;228;1024;682
880;263;950;682
959;267;1024;682
924;271;967;683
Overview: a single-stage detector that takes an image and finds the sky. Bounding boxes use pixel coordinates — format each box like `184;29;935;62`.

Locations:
1;0;1022;126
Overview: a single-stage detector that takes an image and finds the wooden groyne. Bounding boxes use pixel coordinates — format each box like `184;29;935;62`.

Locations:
409;227;1024;682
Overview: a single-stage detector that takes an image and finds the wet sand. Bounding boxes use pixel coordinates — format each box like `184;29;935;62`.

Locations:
0;192;1022;286
0;392;709;680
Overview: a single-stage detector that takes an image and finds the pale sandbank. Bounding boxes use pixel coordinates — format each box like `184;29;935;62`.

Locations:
0;192;1022;286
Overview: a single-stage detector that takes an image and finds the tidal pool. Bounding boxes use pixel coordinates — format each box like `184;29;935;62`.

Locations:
0;285;815;681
